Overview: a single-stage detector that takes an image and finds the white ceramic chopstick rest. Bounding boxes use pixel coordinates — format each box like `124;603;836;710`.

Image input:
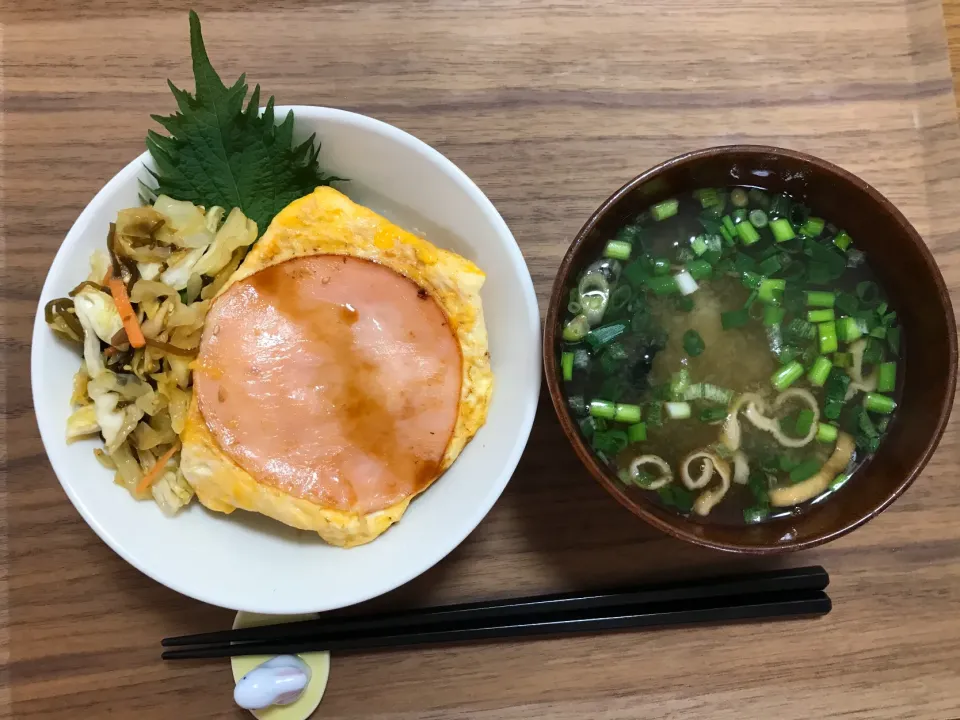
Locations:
234;655;312;710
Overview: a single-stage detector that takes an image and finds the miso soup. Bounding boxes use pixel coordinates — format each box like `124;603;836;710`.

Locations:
558;186;902;525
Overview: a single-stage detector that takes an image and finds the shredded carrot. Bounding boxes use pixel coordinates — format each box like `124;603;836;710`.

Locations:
107;277;145;349
136;443;180;495
102;267;113;285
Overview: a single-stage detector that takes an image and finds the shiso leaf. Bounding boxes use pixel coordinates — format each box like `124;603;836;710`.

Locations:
146;11;342;235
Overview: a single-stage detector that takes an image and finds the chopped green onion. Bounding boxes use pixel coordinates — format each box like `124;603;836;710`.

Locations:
719;225;734;245
799;216;825;237
807;309;835;323
686;259;713;280
741;271;763;290
833;230;852;251
646;275;679;296
807;355;832;386
758;278;786;303
690;235;708;256
772;361;804;391
696;188;721;208
609;285;633;312
748;208;769;228
818;321;838;354
816;422;839;444
721;215;736;238
651;199;679;221
795;408;815;436
698;406;729;424
887;326;901;356
585;322;627;348
683;329;705;357
770;218;796;242
562;314;590;342
763;305;786;326
732;208;747;223
589;399;616;420
856;281;881;305
561;352;574;382
747;189;770;209
863;337;885;365
836;316;863;342
758;255;782;276
627;422;647;444
833;352;851;368
737;220;761;245
730;188;749;207
743;507;768;524
604;240;632;261
829;472;852;491
864;392;897;414
702;384;733;404
743;290;759;311
670;369;690;399
665;401;692;420
806;291;835;307
789;458;822;483
878;362;897;393
567;301;582;314
651;257;671;276
721;308;750;329
614;403;642;424
769;193;791;218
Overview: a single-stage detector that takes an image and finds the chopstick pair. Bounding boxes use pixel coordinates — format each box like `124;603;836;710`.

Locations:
161;566;830;660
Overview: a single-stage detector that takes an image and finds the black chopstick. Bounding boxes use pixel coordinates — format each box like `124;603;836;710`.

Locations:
163;565;828;649
161;566;829;660
162;589;830;660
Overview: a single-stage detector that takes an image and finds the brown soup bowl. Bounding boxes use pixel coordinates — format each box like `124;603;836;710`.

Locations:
543;145;957;553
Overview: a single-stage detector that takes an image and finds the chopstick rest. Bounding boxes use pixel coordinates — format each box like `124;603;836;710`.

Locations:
229;612;331;720
234;655;311;710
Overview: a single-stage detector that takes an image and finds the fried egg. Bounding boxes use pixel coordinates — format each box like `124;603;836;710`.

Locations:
180;187;492;547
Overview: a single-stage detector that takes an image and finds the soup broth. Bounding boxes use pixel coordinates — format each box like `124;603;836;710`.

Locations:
559;187;902;525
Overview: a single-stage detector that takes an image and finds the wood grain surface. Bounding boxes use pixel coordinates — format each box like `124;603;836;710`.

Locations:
3;1;960;718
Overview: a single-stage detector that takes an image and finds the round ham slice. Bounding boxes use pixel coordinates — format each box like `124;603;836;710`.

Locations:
194;254;462;514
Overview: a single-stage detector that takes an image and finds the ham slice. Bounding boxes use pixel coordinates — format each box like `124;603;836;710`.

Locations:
194;254;462;514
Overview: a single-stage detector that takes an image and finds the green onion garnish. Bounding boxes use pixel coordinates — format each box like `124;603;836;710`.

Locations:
683;329;705;357
829;472;852;490
799;216;825;237
833;352;851;368
789;458;822;483
836;316;863;342
758;278;785;303
770;218;796;242
614;403;642;424
818;320;838;353
772;361;804;391
561;351;574;382
721;308;750;329
864;392;897;414
589;399;616;420
758;254;782;276
833;230;852;251
806;291;835;307
646;275;679;296
737;221;761;245
816;422;839;444
698;406;728;424
562;314;590;342
748;208;769;228
721;215;736;238
743;507;768;524
652;257;672;276
686;259;712;280
603;240;631;261
807;308;835;323
627;422;647;443
670;369;690;399
665;401;692;420
794;408;815;436
878;362;897;393
807;355;832;386
763;305;786;326
651;199;679;221
730;188;749;207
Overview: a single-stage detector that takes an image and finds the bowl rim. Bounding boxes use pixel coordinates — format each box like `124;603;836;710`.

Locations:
31;105;542;611
543;144;958;554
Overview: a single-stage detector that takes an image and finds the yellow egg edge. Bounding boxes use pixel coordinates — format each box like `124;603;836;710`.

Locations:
181;187;494;547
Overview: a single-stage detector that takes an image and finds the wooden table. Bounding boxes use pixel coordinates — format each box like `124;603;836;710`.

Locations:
4;1;960;718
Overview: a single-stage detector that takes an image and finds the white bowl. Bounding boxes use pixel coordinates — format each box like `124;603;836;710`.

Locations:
31;107;541;613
